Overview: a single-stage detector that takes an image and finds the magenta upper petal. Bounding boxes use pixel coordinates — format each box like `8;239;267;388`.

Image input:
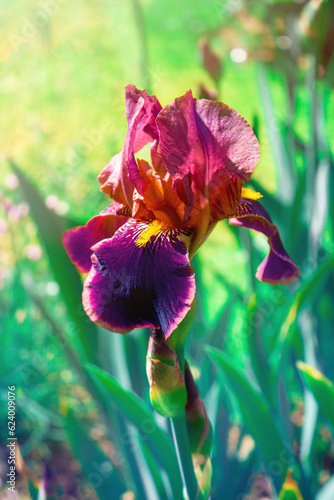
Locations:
125;85;162;152
98;86;162;206
82;220;196;338
62;203;129;273
123;85;162;195
156;90;199;209
156;91;260;220
229;198;300;285
98;152;134;207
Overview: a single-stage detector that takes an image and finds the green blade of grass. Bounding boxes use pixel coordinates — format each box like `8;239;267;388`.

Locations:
272;254;334;368
96;329;162;499
28;480;39;500
11;161;97;363
140;437;169;500
85;363;183;500
246;294;276;410
296;362;334;429
206;346;292;488
288;165;307;259
257;64;296;205
65;410;126;500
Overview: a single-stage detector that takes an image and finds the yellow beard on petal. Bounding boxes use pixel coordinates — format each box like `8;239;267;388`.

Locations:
241;187;263;200
135;220;172;247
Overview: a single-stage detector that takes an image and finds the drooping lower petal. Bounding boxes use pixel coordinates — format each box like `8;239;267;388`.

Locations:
62;203;129;273
229;198;300;284
83;219;195;338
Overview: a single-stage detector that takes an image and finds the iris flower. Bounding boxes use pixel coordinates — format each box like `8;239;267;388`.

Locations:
63;85;300;339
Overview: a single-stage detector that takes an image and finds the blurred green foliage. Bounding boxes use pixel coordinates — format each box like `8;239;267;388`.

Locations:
1;0;334;498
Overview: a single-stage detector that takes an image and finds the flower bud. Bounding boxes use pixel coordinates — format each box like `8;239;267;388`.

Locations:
278;469;303;500
146;328;187;418
184;361;213;456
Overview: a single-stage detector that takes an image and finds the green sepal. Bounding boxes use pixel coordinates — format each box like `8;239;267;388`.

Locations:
184;361;213;456
146;356;187;418
186;398;213;456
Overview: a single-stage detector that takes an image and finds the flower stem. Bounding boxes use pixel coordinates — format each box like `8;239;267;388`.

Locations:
171;416;199;500
171;346;198;500
129;0;151;93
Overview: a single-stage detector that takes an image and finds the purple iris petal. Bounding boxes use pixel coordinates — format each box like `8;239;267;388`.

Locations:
229;198;300;284
83;220;196;338
62;203;128;273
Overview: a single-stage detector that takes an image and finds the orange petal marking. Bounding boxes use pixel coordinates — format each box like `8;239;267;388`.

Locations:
143;177;185;227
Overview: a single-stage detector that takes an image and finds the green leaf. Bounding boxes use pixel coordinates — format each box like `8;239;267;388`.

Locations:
309;158;331;252
65;410;125;500
85;363;184;500
140;438;168;500
288;165;308;259
246;293;276;409
272;254;334;367
296;362;334;429
11;162;97;363
278;470;304;500
257;64;296;205
298;311;319;464
28;479;39;500
206;346;292;486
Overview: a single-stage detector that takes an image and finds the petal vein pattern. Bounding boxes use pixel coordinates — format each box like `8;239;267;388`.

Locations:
156;91;260;224
83;220;196;339
62;203;129;273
